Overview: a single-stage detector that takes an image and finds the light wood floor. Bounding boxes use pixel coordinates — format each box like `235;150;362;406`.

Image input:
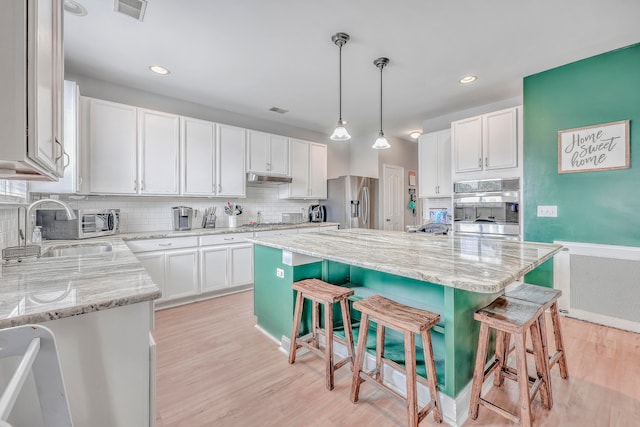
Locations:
154;291;640;427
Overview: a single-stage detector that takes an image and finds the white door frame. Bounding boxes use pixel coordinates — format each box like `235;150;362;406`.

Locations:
382;163;404;231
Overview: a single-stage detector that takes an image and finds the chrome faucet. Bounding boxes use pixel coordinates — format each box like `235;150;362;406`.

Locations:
20;199;77;245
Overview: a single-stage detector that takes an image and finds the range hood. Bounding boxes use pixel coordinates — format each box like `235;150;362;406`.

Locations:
246;173;292;184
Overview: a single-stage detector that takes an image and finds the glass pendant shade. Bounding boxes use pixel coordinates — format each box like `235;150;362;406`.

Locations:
372;131;391;149
330;120;351;141
372;57;391;150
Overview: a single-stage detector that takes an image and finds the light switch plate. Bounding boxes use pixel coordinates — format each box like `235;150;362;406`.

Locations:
537;205;558;217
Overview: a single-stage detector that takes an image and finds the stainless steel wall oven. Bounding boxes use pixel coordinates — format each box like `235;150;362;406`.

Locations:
453;178;520;240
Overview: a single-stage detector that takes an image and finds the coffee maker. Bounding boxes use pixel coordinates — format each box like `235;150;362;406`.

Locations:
172;206;194;231
308;205;326;222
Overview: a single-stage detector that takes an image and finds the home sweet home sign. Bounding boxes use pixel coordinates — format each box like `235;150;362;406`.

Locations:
558;120;630;174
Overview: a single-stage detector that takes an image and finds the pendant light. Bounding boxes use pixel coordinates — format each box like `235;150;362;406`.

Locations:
372;57;390;149
329;33;351;141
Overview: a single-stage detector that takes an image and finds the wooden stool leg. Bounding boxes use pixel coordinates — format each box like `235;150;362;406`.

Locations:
375;323;385;383
514;332;533;427
324;301;335;390
340;299;355;369
404;331;418;427
493;330;509;387
530;319;552;410
311;300;320;349
289;291;305;364
421;330;443;423
550;302;569;379
469;323;490;420
350;313;370;403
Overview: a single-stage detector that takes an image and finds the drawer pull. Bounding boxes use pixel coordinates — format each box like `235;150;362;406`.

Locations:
158;243;172;247
224;238;235;241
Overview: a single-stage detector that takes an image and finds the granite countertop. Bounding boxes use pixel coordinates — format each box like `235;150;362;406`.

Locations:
0;237;160;329
0;222;338;328
248;229;563;294
119;222;339;240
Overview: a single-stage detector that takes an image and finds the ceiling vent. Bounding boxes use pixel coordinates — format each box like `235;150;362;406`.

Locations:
114;0;147;21
269;107;289;114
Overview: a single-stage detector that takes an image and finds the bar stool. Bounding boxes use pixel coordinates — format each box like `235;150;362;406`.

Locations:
350;295;442;426
469;296;551;427
288;278;355;391
505;284;569;380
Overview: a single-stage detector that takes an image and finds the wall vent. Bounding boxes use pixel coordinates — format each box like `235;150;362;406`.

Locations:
114;0;147;21
269;107;289;114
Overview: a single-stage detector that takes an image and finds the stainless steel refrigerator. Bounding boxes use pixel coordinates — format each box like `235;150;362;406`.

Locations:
325;176;378;229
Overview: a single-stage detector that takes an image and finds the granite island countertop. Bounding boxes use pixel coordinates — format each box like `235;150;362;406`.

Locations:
0;237;160;329
248;229;563;294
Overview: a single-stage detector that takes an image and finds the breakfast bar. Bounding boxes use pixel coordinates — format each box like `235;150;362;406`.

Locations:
249;229;562;425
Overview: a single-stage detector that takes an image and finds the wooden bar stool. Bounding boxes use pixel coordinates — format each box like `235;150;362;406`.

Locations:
469;296;551;427
505;284;569;380
288;278;355;391
350;295;442;426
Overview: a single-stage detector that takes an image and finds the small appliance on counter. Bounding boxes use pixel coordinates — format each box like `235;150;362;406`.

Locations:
172;206;194;231
308;205;326;223
37;209;120;240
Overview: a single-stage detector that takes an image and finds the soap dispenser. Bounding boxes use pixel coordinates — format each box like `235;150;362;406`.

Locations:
31;226;42;246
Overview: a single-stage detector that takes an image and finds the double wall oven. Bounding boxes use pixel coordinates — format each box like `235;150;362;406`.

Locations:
453;178;520;240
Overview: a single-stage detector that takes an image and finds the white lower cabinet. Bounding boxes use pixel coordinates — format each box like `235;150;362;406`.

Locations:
200;246;229;292
136;252;166;302
164;249;199;299
199;232;253;293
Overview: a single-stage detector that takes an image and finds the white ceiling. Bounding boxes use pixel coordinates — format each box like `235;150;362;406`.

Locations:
64;0;640;142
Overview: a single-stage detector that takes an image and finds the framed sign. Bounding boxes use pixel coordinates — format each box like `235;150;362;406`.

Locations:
558;120;630;174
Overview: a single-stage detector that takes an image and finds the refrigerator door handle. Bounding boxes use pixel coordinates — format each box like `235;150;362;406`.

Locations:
362;186;369;226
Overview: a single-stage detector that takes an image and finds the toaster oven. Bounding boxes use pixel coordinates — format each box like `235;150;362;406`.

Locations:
36;209;120;240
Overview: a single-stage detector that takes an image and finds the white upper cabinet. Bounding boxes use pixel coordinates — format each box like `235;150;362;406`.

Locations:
419;129;452;198
138;109;180;195
217;124;246;197
309;142;328;199
0;0;64;180
247;130;289;176
82;97;138;194
280;139;327;199
182;117;216;196
452;107;520;178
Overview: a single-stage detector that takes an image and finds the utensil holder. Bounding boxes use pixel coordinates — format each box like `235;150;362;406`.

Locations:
228;216;237;228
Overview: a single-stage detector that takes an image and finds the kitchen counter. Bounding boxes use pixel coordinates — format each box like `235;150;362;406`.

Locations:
248;228;562;294
119;221;339;241
0;237;160;329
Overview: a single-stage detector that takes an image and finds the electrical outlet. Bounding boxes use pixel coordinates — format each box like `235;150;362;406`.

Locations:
276;268;284;278
537;205;558;217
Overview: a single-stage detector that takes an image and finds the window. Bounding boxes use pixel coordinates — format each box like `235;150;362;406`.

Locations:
0;180;27;203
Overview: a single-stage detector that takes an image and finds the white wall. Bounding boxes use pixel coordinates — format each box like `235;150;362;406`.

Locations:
348;136;379;178
377;136;420;229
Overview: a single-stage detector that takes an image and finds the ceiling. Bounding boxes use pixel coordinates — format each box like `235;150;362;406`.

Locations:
64;0;640;142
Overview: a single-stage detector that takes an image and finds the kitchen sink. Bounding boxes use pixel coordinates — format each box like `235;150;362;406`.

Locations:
42;242;113;257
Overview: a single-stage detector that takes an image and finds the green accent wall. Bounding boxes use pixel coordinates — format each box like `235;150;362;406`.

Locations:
523;43;640;286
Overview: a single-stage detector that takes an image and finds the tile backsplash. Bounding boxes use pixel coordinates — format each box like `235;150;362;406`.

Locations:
33;186;318;233
0;207;20;248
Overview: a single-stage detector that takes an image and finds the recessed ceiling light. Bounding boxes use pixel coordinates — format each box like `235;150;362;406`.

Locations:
410;131;421;139
149;65;170;75
459;75;477;84
63;0;88;16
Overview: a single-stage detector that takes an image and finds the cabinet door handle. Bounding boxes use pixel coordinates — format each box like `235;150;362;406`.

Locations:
224;237;235;241
134;179;137;191
437;185;440;194
62;151;70;171
158;243;172;247
54;138;64;162
478;158;482;168
485;157;488;168
141;179;145;191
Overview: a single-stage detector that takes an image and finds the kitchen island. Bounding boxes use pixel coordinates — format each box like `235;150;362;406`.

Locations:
0;238;160;427
249;229;562;425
